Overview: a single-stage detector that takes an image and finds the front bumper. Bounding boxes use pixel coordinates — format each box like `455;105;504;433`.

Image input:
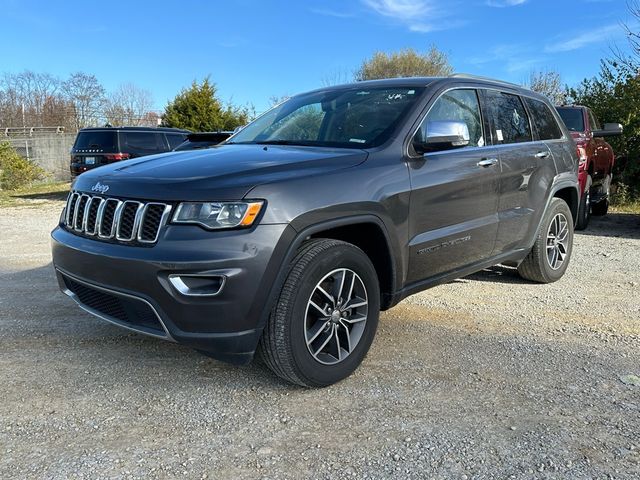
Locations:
51;222;294;364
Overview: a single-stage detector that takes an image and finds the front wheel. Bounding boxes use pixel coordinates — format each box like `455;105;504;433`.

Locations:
258;239;380;387
518;198;574;283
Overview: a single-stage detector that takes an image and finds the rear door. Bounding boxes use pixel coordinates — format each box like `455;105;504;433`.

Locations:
406;88;501;283
482;90;555;254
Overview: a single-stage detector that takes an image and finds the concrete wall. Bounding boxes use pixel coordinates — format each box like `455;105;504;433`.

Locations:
5;134;75;181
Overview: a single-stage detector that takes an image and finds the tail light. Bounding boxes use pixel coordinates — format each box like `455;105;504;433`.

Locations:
105;153;130;161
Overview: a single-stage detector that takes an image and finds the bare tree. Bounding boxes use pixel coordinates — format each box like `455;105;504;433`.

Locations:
62;72;106;130
320;68;352;87
0;71;65;127
524;69;567;104
104;83;154;126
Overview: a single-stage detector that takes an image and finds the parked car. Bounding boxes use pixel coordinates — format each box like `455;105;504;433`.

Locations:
556;106;622;229
70;127;190;176
173;131;233;151
52;76;579;387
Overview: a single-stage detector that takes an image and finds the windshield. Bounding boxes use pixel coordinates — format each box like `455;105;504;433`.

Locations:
228;86;425;149
556;107;585;132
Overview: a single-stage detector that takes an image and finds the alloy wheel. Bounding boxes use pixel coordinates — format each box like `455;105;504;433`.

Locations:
304;268;368;365
546;213;569;270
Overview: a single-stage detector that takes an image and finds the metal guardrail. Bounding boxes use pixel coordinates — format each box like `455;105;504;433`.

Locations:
2;126;66;137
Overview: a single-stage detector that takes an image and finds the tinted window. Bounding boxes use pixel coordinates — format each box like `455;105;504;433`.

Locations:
416;89;484;151
556;107;585;132
524;98;563;140
166;133;186;149
486;91;532;144
229;86;425;149
120;132;165;155
73;131;117;151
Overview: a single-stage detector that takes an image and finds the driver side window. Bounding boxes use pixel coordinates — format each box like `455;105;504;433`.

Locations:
415;89;484;153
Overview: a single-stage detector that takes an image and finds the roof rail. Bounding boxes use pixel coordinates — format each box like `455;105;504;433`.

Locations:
448;73;522;88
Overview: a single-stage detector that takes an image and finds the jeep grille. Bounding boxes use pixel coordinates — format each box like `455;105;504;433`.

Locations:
63;191;171;245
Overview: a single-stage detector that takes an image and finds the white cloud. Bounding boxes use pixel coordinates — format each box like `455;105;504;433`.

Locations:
469;44;543;73
361;0;461;33
309;8;354;19
486;0;527;7
545;24;622;52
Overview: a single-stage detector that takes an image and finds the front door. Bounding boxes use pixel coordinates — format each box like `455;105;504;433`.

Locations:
406;88;500;283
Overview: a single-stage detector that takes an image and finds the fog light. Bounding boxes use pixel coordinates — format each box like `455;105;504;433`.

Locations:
168;274;226;297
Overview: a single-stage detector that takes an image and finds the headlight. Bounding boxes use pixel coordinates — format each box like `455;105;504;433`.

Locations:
172;201;264;230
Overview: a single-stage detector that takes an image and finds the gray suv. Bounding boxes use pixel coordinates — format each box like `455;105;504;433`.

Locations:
52;76;579;387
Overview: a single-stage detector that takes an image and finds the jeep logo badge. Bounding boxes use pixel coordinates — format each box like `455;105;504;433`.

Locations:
91;182;110;194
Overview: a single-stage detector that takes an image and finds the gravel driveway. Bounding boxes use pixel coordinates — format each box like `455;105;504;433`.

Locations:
1;201;639;479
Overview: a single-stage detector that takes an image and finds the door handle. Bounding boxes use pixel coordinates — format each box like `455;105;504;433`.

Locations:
535;151;550;159
477;158;498;167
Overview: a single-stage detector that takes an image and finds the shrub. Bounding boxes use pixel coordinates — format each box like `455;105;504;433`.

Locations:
0;141;46;190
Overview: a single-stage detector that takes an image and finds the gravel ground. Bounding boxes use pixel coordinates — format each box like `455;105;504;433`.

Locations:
0;201;639;479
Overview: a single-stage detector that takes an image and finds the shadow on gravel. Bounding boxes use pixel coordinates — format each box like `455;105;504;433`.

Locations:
0;262;289;389
576;212;640;240
462;265;533;285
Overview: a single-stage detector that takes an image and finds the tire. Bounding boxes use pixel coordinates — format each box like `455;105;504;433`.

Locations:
591;174;611;216
575;175;592;230
591;199;609;216
258;239;380;387
518;198;574;283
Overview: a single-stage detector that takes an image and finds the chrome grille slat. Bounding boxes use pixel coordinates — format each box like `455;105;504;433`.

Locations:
62;191;168;246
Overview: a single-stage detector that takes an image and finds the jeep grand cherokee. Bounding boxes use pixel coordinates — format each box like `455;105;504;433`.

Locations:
52;76;579;387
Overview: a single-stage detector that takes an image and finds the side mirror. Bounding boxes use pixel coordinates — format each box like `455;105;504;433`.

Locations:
593;123;623;137
414;120;470;154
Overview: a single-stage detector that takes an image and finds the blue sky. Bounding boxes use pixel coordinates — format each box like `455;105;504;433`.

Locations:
0;0;634;114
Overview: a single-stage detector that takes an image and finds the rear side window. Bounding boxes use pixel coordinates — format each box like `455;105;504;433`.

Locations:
485;91;532;144
120;132;166;155
73;131;117;151
166;133;186;149
524;98;563;140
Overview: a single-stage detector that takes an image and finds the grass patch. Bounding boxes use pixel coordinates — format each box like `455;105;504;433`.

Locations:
611;202;640;214
0;181;70;208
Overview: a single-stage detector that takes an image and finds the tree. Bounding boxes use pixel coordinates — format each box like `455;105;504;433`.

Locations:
62;72;106;130
104;83;155;126
354;46;452;81
163;77;251;131
525;69;567;104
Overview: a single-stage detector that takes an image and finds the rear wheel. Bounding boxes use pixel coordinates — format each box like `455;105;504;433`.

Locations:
592;174;611;216
575;175;592;230
258;239;380;387
591;198;609;216
518;198;574;283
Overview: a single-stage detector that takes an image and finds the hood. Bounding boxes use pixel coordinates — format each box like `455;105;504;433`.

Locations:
72;144;368;201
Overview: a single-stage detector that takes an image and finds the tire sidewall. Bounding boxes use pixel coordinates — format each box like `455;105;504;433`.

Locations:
576;175;591;230
286;245;380;387
539;199;574;281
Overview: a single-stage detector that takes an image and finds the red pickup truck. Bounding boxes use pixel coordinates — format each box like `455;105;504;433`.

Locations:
556;106;623;230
